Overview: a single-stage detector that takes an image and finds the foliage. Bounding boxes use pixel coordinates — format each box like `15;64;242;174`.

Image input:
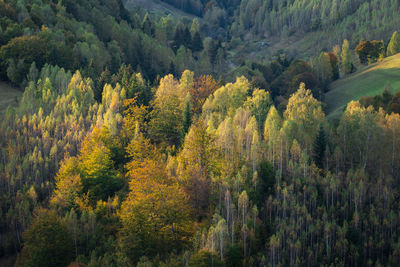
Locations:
120;135;193;264
341;39;353;75
387;31;400;57
19;209;74;267
312;125;327;169
355;40;385;65
2;2;400;265
189;250;225;267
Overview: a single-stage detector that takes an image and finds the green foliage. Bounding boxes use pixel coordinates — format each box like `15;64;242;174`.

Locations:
3;3;400;264
355;40;385;65
0;0;207;86
203;76;250;124
172;24;192;52
189;250;225;267
191;31;204;52
312;125;327;169
149;74;184;148
341;39;353;75
19;210;74;267
225;244;242;267
182;93;193;135
314;52;333;90
244;89;273;136
52;127;124;208
387;31;400;57
284;83;325;149
216;0;400;58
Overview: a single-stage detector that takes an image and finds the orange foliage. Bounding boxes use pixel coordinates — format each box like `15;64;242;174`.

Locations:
191;75;218;113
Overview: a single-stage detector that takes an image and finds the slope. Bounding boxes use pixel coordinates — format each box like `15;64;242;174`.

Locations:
124;0;197;18
325;53;400;119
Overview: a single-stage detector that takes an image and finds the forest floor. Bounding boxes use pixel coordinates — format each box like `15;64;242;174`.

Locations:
0;82;22;116
325;53;400;119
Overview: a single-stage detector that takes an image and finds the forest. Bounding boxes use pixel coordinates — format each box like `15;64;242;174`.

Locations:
1;0;400;266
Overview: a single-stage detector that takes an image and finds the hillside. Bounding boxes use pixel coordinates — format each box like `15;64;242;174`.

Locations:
124;0;196;18
325;53;400;118
3;1;400;267
132;0;400;58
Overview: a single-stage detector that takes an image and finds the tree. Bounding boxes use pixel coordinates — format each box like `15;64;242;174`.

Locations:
238;191;249;226
244;89;273;136
315;52;333;89
51;157;83;210
120;136;193;264
179;70;195;99
172;25;192;52
95;68;111;102
355;40;384;65
387;31;400;57
27;61;39;82
178;120;219;217
78;127;123;202
142;13;155;37
284;83;325;149
120;180;193;264
51;127;124;208
341;39;353;75
313;125;327;169
192;31;204;52
149;74;183;148
327;52;339;80
189;250;225;267
355;40;374;65
190;18;200;36
215;219;228;259
191;75;218;114
19;210;74;267
182;93;193;135
264;106;282;169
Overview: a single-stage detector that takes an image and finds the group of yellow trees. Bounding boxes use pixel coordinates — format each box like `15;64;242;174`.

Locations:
6;67;400;266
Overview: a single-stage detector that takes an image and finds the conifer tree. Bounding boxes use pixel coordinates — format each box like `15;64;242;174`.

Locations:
182;93;193;135
313;125;327;169
191;31;203;52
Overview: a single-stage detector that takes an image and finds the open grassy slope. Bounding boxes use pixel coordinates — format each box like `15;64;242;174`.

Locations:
0;82;22;116
125;0;196;18
325;53;400;119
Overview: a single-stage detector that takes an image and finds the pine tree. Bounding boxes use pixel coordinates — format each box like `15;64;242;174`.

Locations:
191;31;203;52
387;31;400;57
142;13;155;37
190;18;200;36
313;124;326;169
182;93;193;135
183;26;193;49
27;61;38;82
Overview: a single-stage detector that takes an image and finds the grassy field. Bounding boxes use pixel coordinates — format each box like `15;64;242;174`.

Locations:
325;53;400;119
0;82;22;116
